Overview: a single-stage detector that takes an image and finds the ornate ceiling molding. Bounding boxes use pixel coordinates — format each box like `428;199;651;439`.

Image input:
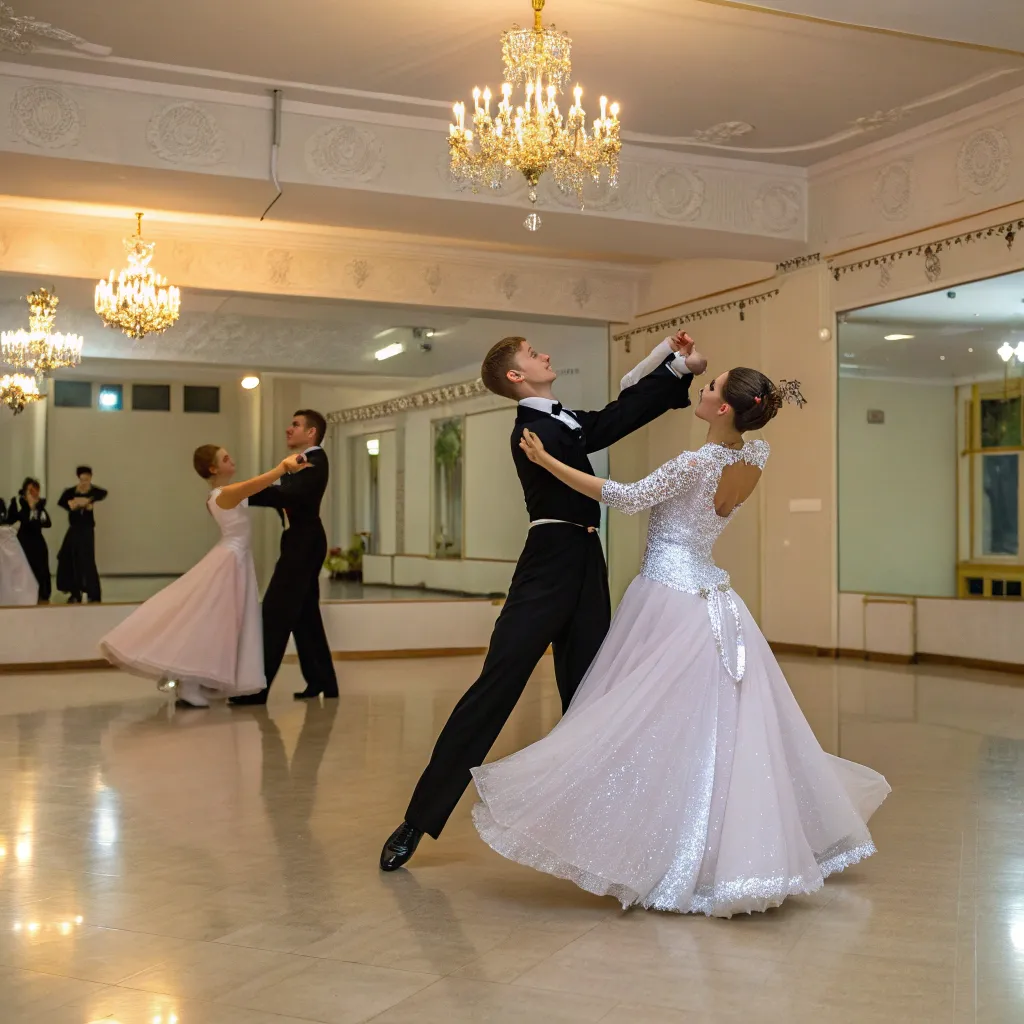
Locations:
0;4;110;56
327;378;487;425
0;68;809;245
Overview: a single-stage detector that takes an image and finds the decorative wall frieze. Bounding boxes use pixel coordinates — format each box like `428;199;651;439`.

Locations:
613;287;782;348
810;81;1024;254
0;199;645;323
10;83;81;148
0;68;807;245
328;378;488;425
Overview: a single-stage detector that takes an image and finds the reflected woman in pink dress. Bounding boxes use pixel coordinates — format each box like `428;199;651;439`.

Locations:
99;445;308;708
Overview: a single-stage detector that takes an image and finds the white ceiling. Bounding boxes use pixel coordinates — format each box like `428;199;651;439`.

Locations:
0;271;601;378
839;270;1024;381
736;1;1024;52
9;0;1024;164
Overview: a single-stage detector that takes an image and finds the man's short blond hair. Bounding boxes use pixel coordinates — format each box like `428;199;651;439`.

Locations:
481;336;527;399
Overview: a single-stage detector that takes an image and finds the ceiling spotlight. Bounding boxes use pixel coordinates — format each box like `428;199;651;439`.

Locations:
968;347;974;353
939;355;946;361
374;342;404;361
240;376;260;390
884;334;914;341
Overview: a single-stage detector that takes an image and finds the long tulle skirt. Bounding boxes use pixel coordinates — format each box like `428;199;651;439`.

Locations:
472;575;890;918
99;543;264;697
0;525;39;606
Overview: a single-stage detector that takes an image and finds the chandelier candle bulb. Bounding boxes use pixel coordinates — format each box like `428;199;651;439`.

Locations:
448;0;621;226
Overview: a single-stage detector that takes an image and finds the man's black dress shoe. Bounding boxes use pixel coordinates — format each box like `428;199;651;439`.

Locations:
293;687;340;701
228;693;268;706
380;821;424;871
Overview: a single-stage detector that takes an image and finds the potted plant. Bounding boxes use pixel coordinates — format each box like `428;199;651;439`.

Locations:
344;534;366;581
323;547;347;580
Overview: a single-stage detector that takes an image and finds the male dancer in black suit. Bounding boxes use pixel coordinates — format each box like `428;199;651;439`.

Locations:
381;332;705;869
230;409;339;705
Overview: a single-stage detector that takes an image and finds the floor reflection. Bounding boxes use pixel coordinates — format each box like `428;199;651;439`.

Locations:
0;656;1021;1022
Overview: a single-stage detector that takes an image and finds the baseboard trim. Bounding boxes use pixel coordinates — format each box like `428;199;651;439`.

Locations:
0;659;109;675
769;642;838;659
916;652;1024;677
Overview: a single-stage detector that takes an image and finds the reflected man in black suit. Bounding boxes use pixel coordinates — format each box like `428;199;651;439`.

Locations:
231;410;338;705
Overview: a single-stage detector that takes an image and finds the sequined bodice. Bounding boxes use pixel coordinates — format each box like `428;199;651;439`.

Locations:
601;441;770;682
208;490;251;556
603;441;769;592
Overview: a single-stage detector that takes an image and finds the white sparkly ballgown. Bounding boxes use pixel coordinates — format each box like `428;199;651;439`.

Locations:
0;523;39;605
472;440;890;917
99;489;264;697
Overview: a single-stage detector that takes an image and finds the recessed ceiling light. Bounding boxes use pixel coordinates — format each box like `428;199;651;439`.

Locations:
374;342;404;361
939;355;946;361
240;375;260;390
884;333;914;341
968;347;974;353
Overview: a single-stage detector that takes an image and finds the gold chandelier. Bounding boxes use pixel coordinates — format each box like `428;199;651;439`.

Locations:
0;373;42;415
1;288;83;374
449;0;621;231
95;213;181;340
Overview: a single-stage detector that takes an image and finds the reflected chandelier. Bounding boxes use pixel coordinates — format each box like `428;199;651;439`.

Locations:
448;0;621;231
1;288;83;374
0;373;41;414
95;213;181;340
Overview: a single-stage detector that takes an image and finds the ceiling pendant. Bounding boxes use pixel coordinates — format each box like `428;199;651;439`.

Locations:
0;373;41;415
1;287;83;375
95;213;181;340
448;0;621;231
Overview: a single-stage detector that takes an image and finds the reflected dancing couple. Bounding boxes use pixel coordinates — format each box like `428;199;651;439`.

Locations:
99;410;338;709
381;332;889;918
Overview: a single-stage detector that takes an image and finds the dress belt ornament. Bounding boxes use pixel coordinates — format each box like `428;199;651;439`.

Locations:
700;578;745;682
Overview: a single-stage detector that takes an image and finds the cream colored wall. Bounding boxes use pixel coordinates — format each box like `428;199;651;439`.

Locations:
838;378;957;598
464;408;527;561
47;380;240;575
0;398;46;504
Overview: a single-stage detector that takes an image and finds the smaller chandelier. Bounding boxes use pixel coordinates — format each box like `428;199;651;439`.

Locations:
449;0;621;230
0;373;42;415
95;212;181;340
1;288;83;374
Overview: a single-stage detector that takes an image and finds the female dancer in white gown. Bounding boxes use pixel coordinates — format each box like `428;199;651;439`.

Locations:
0;506;38;606
99;445;308;708
472;356;890;918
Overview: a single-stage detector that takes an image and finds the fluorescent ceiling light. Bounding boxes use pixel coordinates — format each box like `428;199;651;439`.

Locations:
375;342;404;361
884;333;914;341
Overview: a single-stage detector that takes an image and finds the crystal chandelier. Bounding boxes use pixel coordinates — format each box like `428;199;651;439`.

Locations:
1;288;83;374
0;373;41;414
448;0;621;231
998;340;1024;363
95;213;181;340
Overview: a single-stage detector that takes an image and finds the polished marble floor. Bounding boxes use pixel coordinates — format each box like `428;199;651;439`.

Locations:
0;655;1022;1023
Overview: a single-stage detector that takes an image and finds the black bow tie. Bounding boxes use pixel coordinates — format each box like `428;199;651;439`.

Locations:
550;403;562;415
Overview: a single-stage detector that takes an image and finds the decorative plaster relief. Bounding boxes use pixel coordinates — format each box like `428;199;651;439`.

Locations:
872;161;913;221
305;123;385;183
347;258;371;289
753;181;802;234
647;166;705;221
267;249;292;286
497;272;519;301
10;84;81;149
957;127;1011;196
423;264;442;294
147;102;225;166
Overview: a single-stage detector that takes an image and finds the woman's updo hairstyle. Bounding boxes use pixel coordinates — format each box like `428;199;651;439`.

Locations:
192;444;222;479
721;368;805;433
